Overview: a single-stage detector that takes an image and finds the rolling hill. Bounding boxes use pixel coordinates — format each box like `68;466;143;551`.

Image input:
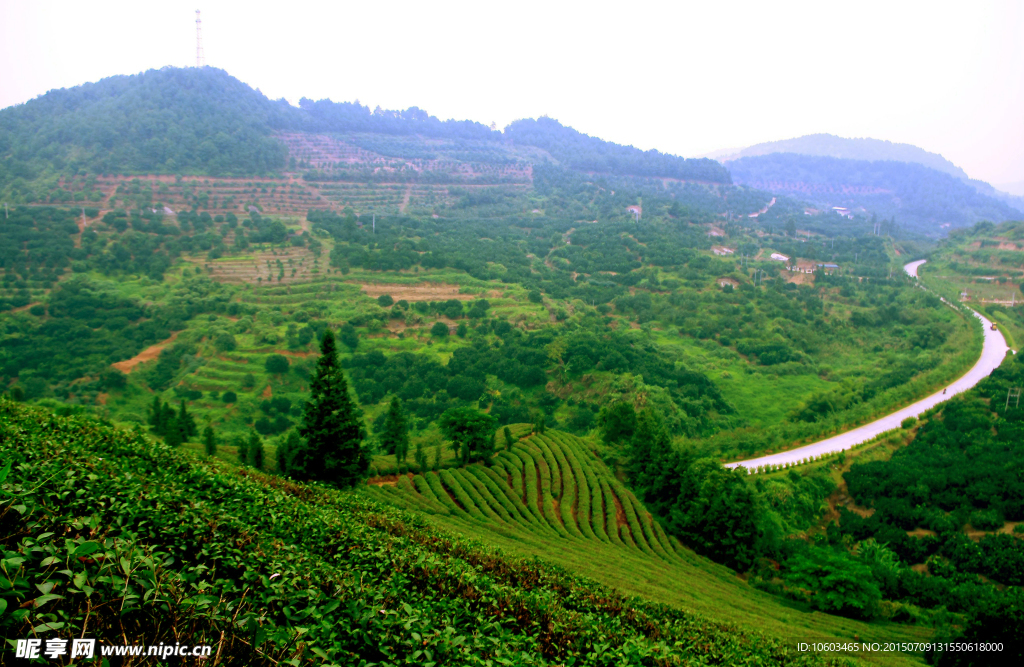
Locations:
715;134;970;180
709;134;1024;231
0;66;730;190
728;153;1022;236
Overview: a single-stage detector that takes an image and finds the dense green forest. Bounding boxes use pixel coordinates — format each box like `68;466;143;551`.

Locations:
504;117;731;183
728;154;1022;235
0;68;291;179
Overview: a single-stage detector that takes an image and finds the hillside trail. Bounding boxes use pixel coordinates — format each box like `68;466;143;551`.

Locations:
111;331;182;373
726;259;1011;470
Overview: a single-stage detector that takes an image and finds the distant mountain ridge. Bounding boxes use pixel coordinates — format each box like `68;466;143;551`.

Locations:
712;133;1024;212
729;153;1022;236
714;133;969;180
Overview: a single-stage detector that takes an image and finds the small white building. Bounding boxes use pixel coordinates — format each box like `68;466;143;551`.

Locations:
770;253;789;262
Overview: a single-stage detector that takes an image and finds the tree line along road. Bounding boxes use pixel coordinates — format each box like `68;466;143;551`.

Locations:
725;259;1012;471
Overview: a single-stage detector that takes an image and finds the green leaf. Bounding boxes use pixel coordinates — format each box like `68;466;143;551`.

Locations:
39;557;60;567
34;593;63;608
73;572;88;589
310;647;329;660
0;461;10;485
120;557;131;575
73;542;101;557
32;621;64;633
0;598;7;615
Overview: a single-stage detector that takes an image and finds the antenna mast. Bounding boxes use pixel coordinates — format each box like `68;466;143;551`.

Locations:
195;10;205;67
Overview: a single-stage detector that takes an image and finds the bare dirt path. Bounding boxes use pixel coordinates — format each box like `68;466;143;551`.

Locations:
354;281;472;302
112;331;181;373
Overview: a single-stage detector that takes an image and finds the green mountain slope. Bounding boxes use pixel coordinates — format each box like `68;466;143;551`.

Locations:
0;398;855;666
717;134;1024;219
728;153;1022;235
0;67;731;189
720;134;969;181
0;67;293;178
367;427;932;665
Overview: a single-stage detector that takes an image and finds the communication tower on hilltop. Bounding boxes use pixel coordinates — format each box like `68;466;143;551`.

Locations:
195;10;205;67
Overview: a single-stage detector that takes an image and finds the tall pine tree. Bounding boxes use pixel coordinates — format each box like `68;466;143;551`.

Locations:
247;431;264;470
202;425;217;456
148;396;164;434
176;400;197;442
297;330;368;486
277;430;302;476
379;396;409;462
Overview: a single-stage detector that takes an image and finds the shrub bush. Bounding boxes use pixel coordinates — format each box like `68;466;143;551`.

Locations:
265;354;290;374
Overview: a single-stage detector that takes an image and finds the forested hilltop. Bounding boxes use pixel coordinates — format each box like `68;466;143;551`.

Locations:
729;154;1022;235
0;66;728;190
2;65;1020;665
719;134;971;180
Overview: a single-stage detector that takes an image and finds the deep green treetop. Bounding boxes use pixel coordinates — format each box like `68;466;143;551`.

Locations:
202;424;217;456
439;406;496;464
276;430;302;476
177;400;197;441
378;396;409;462
599;402;637;445
247;430;264;471
298;330;368;487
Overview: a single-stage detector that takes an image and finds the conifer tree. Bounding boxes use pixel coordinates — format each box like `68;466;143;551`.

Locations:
413;439;427;472
379;396;409;462
503;426;515;451
162;402;176;434
248;430;264;470
164;421;183;447
148;396;164;434
175;400;197;442
277;430;301;475
235;434;249;466
297;330;368;486
203;424;217;456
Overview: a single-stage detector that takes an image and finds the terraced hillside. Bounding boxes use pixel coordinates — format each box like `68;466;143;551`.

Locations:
916;220;1024;349
368;429;683;561
367;429;933;665
0;398;847;666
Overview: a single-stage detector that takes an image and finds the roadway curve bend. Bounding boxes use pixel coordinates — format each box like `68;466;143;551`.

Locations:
725;259;1010;471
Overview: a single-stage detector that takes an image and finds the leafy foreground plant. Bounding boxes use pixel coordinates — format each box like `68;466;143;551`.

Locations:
0;399;847;666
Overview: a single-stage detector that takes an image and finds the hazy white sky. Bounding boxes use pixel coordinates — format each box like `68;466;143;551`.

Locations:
2;1;1023;185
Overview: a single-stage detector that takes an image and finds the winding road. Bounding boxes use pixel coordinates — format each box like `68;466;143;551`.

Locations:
725;259;1011;471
